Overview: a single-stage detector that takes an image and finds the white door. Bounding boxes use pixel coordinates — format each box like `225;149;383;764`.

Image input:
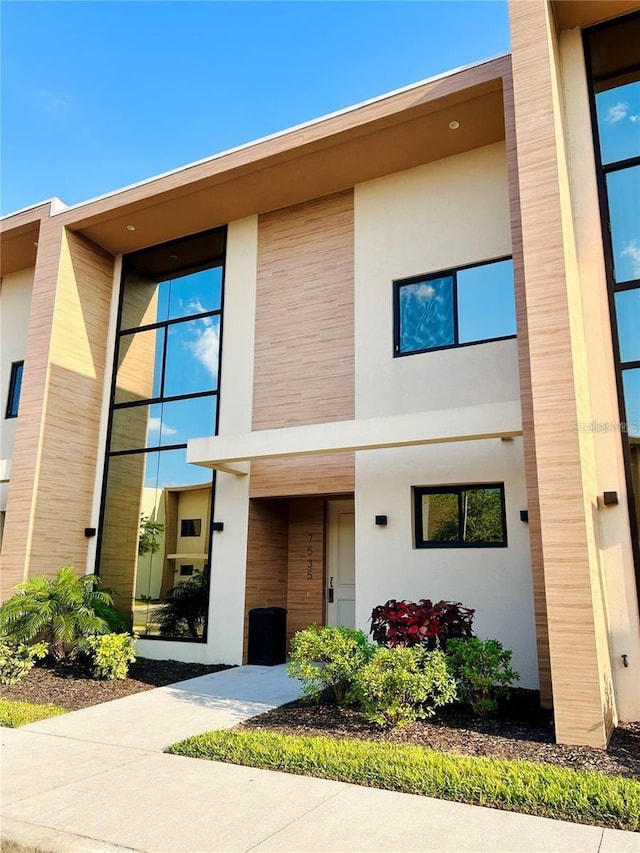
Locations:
326;499;355;629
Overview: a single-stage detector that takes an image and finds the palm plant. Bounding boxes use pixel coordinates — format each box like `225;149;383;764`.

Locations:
0;566;123;662
154;571;208;639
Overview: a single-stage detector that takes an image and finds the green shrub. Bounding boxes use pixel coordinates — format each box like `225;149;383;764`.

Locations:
84;632;137;680
353;645;457;726
447;637;519;717
287;625;375;703
0;567;124;661
0;698;66;727
0;638;48;685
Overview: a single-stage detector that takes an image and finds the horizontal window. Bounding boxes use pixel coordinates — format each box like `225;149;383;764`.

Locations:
110;395;217;453
414;484;507;548
5;361;24;419
394;259;516;356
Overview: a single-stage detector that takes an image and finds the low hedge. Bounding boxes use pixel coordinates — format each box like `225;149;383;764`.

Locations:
0;699;66;728
167;729;640;831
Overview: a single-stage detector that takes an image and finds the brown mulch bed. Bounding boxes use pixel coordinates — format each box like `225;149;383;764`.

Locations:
239;694;640;780
0;658;231;711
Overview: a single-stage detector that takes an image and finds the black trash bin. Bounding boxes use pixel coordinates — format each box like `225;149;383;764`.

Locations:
247;607;287;666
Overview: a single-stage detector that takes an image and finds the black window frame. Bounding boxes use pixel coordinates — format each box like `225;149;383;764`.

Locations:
393;256;516;358
96;225;227;645
180;518;202;538
5;361;24;419
583;12;640;600
413;483;508;549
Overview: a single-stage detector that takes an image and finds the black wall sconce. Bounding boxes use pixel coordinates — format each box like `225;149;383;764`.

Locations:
519;510;529;523
603;491;619;506
84;527;96;538
375;515;388;527
212;522;224;532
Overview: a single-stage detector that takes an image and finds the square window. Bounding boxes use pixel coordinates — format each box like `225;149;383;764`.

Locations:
180;518;202;537
397;276;454;353
414;484;507;548
179;564;195;577
5;361;24;419
394;259;516;356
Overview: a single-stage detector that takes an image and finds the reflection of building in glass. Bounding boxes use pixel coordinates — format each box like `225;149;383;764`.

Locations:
99;232;224;640
1;1;639;749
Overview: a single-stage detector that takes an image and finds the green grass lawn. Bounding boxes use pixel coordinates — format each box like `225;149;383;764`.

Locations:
167;729;640;832
0;699;66;728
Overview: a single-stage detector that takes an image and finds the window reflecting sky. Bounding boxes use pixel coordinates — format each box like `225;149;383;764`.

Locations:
607;166;640;284
457;259;516;344
596;81;640;165
399;276;454;352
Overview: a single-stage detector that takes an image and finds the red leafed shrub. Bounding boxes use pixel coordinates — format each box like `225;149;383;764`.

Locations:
370;599;475;651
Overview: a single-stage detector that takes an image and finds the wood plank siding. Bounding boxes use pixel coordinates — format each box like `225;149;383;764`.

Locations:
503;67;553;709
509;0;615;746
1;227;114;596
250;191;355;497
243;498;289;662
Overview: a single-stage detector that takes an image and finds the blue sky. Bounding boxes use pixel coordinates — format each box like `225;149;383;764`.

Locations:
1;1;510;216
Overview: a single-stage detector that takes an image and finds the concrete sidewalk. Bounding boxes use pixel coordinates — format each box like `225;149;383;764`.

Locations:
2;665;639;853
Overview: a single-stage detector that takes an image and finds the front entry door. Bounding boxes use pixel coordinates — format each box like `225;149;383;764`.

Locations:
326;499;355;629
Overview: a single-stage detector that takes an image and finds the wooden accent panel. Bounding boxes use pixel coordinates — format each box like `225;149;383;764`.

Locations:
1;227;114;597
1;218;64;598
243;498;289;662
250;453;355;499
503;67;553;709
253;191;354;429
251;191;355;497
509;0;615;746
286;499;325;643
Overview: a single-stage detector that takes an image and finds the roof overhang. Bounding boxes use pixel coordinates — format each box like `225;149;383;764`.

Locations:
0;201;56;276
187;404;523;476
552;0;640;31
46;55;509;257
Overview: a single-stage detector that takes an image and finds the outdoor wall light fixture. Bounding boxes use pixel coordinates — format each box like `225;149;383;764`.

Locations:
212;522;224;532
448;120;460;130
519;510;529;523
375;515;388;526
84;527;96;538
603;491;619;506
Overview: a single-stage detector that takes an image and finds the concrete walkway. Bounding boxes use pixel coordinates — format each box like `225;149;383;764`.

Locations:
2;665;639;853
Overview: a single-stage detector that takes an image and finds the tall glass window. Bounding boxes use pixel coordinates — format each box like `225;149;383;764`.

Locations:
586;12;640;577
98;228;225;640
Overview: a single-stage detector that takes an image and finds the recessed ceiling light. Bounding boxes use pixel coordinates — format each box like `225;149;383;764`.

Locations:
33;241;39;247
126;224;136;231
169;254;178;261
449;120;460;130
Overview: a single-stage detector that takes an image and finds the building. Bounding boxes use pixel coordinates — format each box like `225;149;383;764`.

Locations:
1;0;638;747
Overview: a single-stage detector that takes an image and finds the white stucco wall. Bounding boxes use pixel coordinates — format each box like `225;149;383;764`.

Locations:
353;142;537;688
354;142;519;419
137;215;258;665
355;439;538;688
0;267;34;513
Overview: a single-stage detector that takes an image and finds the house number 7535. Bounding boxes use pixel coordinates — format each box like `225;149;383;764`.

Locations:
307;533;313;579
